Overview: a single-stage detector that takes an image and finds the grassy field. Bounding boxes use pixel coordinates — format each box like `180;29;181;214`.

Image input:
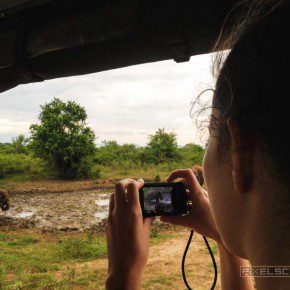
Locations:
0;226;220;290
0;138;204;190
0;229;107;289
0;139;211;289
0;162;193;193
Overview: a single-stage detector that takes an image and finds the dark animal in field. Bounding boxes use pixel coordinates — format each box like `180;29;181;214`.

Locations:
0;189;9;211
145;190;164;205
192;165;205;186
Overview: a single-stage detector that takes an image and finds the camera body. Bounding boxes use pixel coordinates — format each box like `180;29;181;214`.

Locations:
139;182;189;217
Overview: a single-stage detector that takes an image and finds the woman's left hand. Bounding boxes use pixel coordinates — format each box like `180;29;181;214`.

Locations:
106;178;155;290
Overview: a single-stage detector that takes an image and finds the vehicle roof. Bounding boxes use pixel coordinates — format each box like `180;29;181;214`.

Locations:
0;0;233;93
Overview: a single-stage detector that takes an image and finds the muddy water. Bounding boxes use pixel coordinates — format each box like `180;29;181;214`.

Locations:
0;190;112;231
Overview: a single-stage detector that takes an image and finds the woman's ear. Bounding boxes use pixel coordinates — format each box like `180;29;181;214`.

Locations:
227;119;254;193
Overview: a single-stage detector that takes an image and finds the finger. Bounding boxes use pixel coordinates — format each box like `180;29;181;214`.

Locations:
180;178;186;183
160;215;191;227
143;216;155;229
115;181;128;211
203;189;209;198
137;178;144;188
167;169;201;200
108;194;115;218
186;185;208;200
191;166;205;186
115;178;142;211
167;169;196;186
127;178;144;207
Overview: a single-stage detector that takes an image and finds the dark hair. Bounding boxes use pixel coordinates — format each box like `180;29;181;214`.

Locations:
210;0;290;182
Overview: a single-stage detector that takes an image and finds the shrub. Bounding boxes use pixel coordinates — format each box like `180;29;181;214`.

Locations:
11;135;29;154
0;153;45;179
154;174;161;182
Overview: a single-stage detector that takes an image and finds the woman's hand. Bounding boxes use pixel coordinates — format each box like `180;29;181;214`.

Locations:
161;169;255;290
106;178;154;290
160;168;221;243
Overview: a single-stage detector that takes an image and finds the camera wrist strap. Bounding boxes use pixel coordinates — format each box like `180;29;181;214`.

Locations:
182;229;218;290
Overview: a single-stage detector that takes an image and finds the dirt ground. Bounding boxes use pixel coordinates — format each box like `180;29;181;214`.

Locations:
143;231;221;289
0;181;221;289
58;229;221;290
0;226;221;289
0;189;111;230
2;179;114;194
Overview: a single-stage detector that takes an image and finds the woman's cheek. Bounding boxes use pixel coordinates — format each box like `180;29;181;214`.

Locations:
203;140;217;198
203;139;239;250
203;139;224;224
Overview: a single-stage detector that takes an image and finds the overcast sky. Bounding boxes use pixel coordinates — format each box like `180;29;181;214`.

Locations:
0;53;215;146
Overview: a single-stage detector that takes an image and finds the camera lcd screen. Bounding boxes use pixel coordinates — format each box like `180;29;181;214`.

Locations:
139;182;188;217
143;186;174;215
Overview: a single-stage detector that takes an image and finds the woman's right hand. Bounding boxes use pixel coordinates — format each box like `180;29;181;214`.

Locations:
160;168;222;244
161;169;255;290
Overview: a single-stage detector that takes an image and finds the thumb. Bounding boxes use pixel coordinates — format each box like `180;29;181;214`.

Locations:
137;178;144;188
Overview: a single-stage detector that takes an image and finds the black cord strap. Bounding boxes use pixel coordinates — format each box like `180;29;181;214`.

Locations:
182;229;194;289
182;230;218;290
203;235;218;290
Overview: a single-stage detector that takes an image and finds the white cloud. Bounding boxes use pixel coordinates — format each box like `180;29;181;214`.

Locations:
0;119;30;134
0;53;215;145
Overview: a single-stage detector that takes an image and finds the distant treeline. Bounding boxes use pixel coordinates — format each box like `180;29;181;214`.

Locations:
0;99;205;180
0;134;205;180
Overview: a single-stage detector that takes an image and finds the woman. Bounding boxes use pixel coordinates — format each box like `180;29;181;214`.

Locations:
106;1;290;289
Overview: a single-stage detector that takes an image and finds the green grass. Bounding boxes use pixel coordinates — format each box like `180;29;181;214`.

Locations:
59;235;107;260
149;227;175;245
0;140;204;186
143;274;180;289
210;243;218;255
0;226;179;289
0;159;199;192
96;162;193;182
0;231;107;289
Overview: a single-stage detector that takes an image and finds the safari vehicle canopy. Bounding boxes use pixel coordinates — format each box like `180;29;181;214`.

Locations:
0;0;233;93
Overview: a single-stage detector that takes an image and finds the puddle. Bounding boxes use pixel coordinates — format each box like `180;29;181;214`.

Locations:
0;190;112;230
15;212;34;219
95;199;110;207
94;212;108;220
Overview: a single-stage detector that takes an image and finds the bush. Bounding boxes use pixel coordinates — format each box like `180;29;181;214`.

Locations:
179;143;205;165
93;136;205;169
11;135;29;154
94;141;140;166
0;153;45;179
154;174;161;182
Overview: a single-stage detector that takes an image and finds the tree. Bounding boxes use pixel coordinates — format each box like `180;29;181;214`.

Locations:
94;141;119;164
12;135;29;154
147;128;179;164
30;98;96;179
94;141;140;167
179;143;205;165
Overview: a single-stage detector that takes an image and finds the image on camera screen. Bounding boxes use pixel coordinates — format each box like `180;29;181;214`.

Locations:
143;187;174;214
